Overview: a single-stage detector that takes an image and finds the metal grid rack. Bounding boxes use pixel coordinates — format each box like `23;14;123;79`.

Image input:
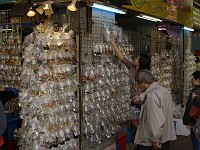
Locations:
116;14;157;57
0;9;12;24
116;15;184;104
160;25;184;104
0;9;23;89
80;18;115;60
53;4;184;150
50;5;145;149
80;17;117;150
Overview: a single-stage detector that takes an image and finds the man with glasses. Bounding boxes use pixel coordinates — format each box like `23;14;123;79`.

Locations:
134;69;176;150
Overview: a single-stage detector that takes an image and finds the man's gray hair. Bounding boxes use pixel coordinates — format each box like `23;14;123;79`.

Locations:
135;69;157;84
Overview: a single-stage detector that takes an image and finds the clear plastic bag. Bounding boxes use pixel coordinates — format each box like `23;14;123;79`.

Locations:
131;106;140;126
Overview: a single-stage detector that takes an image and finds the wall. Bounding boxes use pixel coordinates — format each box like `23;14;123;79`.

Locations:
192;36;200;51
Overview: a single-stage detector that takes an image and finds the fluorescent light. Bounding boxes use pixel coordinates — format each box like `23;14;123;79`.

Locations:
158;27;166;31
183;26;194;32
2;29;12;31
91;3;126;14
136;14;162;22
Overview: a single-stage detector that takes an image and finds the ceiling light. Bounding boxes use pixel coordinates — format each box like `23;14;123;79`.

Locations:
43;3;50;10
91;3;126;14
136;14;162;22
27;7;36;17
67;0;77;12
183;26;194;32
36;5;44;15
45;4;53;15
36;1;54;16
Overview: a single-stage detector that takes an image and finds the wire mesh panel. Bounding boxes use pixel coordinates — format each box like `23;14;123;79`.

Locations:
80;7;134;150
0;9;23;89
0;9;11;24
183;31;194;105
80;10;117;150
163;26;184;104
116;14;157;57
53;4;184;149
81;19;115;59
116;15;184;104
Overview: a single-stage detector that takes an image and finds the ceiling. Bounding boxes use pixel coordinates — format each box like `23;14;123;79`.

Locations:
7;0;200;17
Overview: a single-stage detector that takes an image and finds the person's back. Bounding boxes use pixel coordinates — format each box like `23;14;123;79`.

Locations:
134;69;176;150
151;84;176;143
183;71;200;150
134;82;176;145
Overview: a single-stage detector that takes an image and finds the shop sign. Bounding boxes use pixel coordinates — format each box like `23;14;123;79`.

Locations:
174;0;193;27
122;0;193;27
92;7;115;21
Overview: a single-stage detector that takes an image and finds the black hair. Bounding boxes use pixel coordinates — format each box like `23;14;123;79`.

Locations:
192;71;200;80
138;54;151;70
196;57;200;63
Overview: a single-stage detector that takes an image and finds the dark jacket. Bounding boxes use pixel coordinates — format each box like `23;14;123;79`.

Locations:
193;96;200;109
0;101;6;136
183;85;200;126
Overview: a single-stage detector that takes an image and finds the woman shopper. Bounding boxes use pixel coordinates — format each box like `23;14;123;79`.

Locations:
111;38;151;108
183;71;200;150
111;38;151;128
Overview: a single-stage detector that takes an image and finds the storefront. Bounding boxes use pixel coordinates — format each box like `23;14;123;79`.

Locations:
0;0;197;150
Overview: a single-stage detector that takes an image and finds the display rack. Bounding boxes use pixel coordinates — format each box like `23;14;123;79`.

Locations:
0;9;12;24
0;9;22;89
116;14;157;57
79;8;132;149
17;22;79;149
183;31;196;105
116;15;184;104
155;25;184;103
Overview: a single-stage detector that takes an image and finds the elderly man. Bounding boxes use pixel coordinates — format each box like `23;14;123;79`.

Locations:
134;69;176;150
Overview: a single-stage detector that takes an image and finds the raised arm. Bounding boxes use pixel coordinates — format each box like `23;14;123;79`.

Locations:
111;37;124;61
111;37;135;70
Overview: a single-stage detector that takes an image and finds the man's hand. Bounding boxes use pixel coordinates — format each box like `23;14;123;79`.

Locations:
133;96;142;104
192;93;198;99
186;124;192;129
153;142;161;150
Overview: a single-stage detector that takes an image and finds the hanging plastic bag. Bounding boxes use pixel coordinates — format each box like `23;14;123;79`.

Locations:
131;106;140;127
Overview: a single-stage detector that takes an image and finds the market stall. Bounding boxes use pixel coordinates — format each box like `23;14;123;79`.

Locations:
0;0;196;150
